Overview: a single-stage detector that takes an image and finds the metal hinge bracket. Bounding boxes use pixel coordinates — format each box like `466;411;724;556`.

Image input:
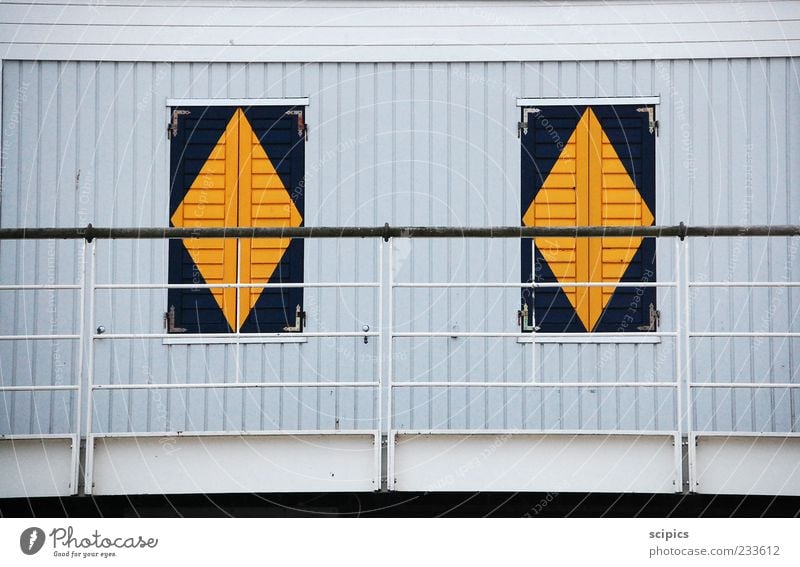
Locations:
636;106;658;135
164;305;186;333
517;301;540;332
285;110;308;141
283;304;306;332
168;109;191;139
637;303;661;331
518;107;541;138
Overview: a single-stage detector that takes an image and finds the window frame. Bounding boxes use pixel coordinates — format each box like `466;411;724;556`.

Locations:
162;97;309;345
516;96;661;344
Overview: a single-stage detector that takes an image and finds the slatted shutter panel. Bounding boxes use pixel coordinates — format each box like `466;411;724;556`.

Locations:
169;107;239;333
238;107;304;333
521;106;586;332
592;106;656;332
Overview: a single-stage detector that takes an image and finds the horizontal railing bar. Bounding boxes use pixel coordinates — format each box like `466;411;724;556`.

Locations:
92;382;379;390
688;431;800;438
689;332;800;337
392;332;676;338
91;430;378;438
94;282;380;289
1;224;799;240
0;385;79;391
394;429;677;436
0;433;78;440
0;334;80;340
94;332;379;339
0;284;81;290
689;282;800;287
391;381;676;388
393;281;674;288
690;383;800;389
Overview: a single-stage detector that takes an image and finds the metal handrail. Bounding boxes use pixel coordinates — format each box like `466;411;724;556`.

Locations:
1;223;799;240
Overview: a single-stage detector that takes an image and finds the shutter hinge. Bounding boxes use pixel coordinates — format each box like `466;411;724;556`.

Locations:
517;301;540;332
283;304;306;333
168;109;191;139
636;106;658;135
285;110;308;141
518;107;540;138
637;303;661;331
164;305;186;333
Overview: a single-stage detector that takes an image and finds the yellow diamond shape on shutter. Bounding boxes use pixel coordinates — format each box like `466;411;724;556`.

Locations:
522;107;654;332
170;108;303;332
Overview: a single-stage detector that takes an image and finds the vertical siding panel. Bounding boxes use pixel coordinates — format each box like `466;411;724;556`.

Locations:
689;60;722;430
31;62;60;435
504;62;525;430
765;60;790;432
208;63;227;98
486;62;511;429
355;63;377;431
704;59;726;431
0;63;21;434
189;62;210;98
373;62;393;427
750;59;775;432
10;62;38;434
52;62;79;434
227;63;247;98
791;59;800;432
313;62;340;430
577;60;596;97
408;63;429;429
117;63;138;433
727;59;753;431
390;62;411;428
203;345;226;431
465;62;485;429
428;62;449;428
596;61;616;97
446;63;468;429
337;62;358;430
246;63;264;98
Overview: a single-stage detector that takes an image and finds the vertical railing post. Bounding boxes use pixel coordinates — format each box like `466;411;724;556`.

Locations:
83;239;97;495
673;236;684;492
386;237;395;490
71;238;87;495
375;237;384;490
682;237;696;492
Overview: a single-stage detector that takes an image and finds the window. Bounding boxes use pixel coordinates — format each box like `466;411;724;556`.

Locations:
167;105;305;334
520;104;656;333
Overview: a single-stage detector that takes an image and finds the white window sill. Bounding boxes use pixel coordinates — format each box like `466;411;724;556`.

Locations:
163;335;307;345
517;334;661;344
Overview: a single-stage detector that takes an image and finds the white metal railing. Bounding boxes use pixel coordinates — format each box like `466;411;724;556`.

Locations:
0;240;87;495
1;232;799;494
83;238;384;493
385;238;686;489
680;239;800;492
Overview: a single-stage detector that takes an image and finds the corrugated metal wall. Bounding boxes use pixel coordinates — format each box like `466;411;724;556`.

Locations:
1;59;798;436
